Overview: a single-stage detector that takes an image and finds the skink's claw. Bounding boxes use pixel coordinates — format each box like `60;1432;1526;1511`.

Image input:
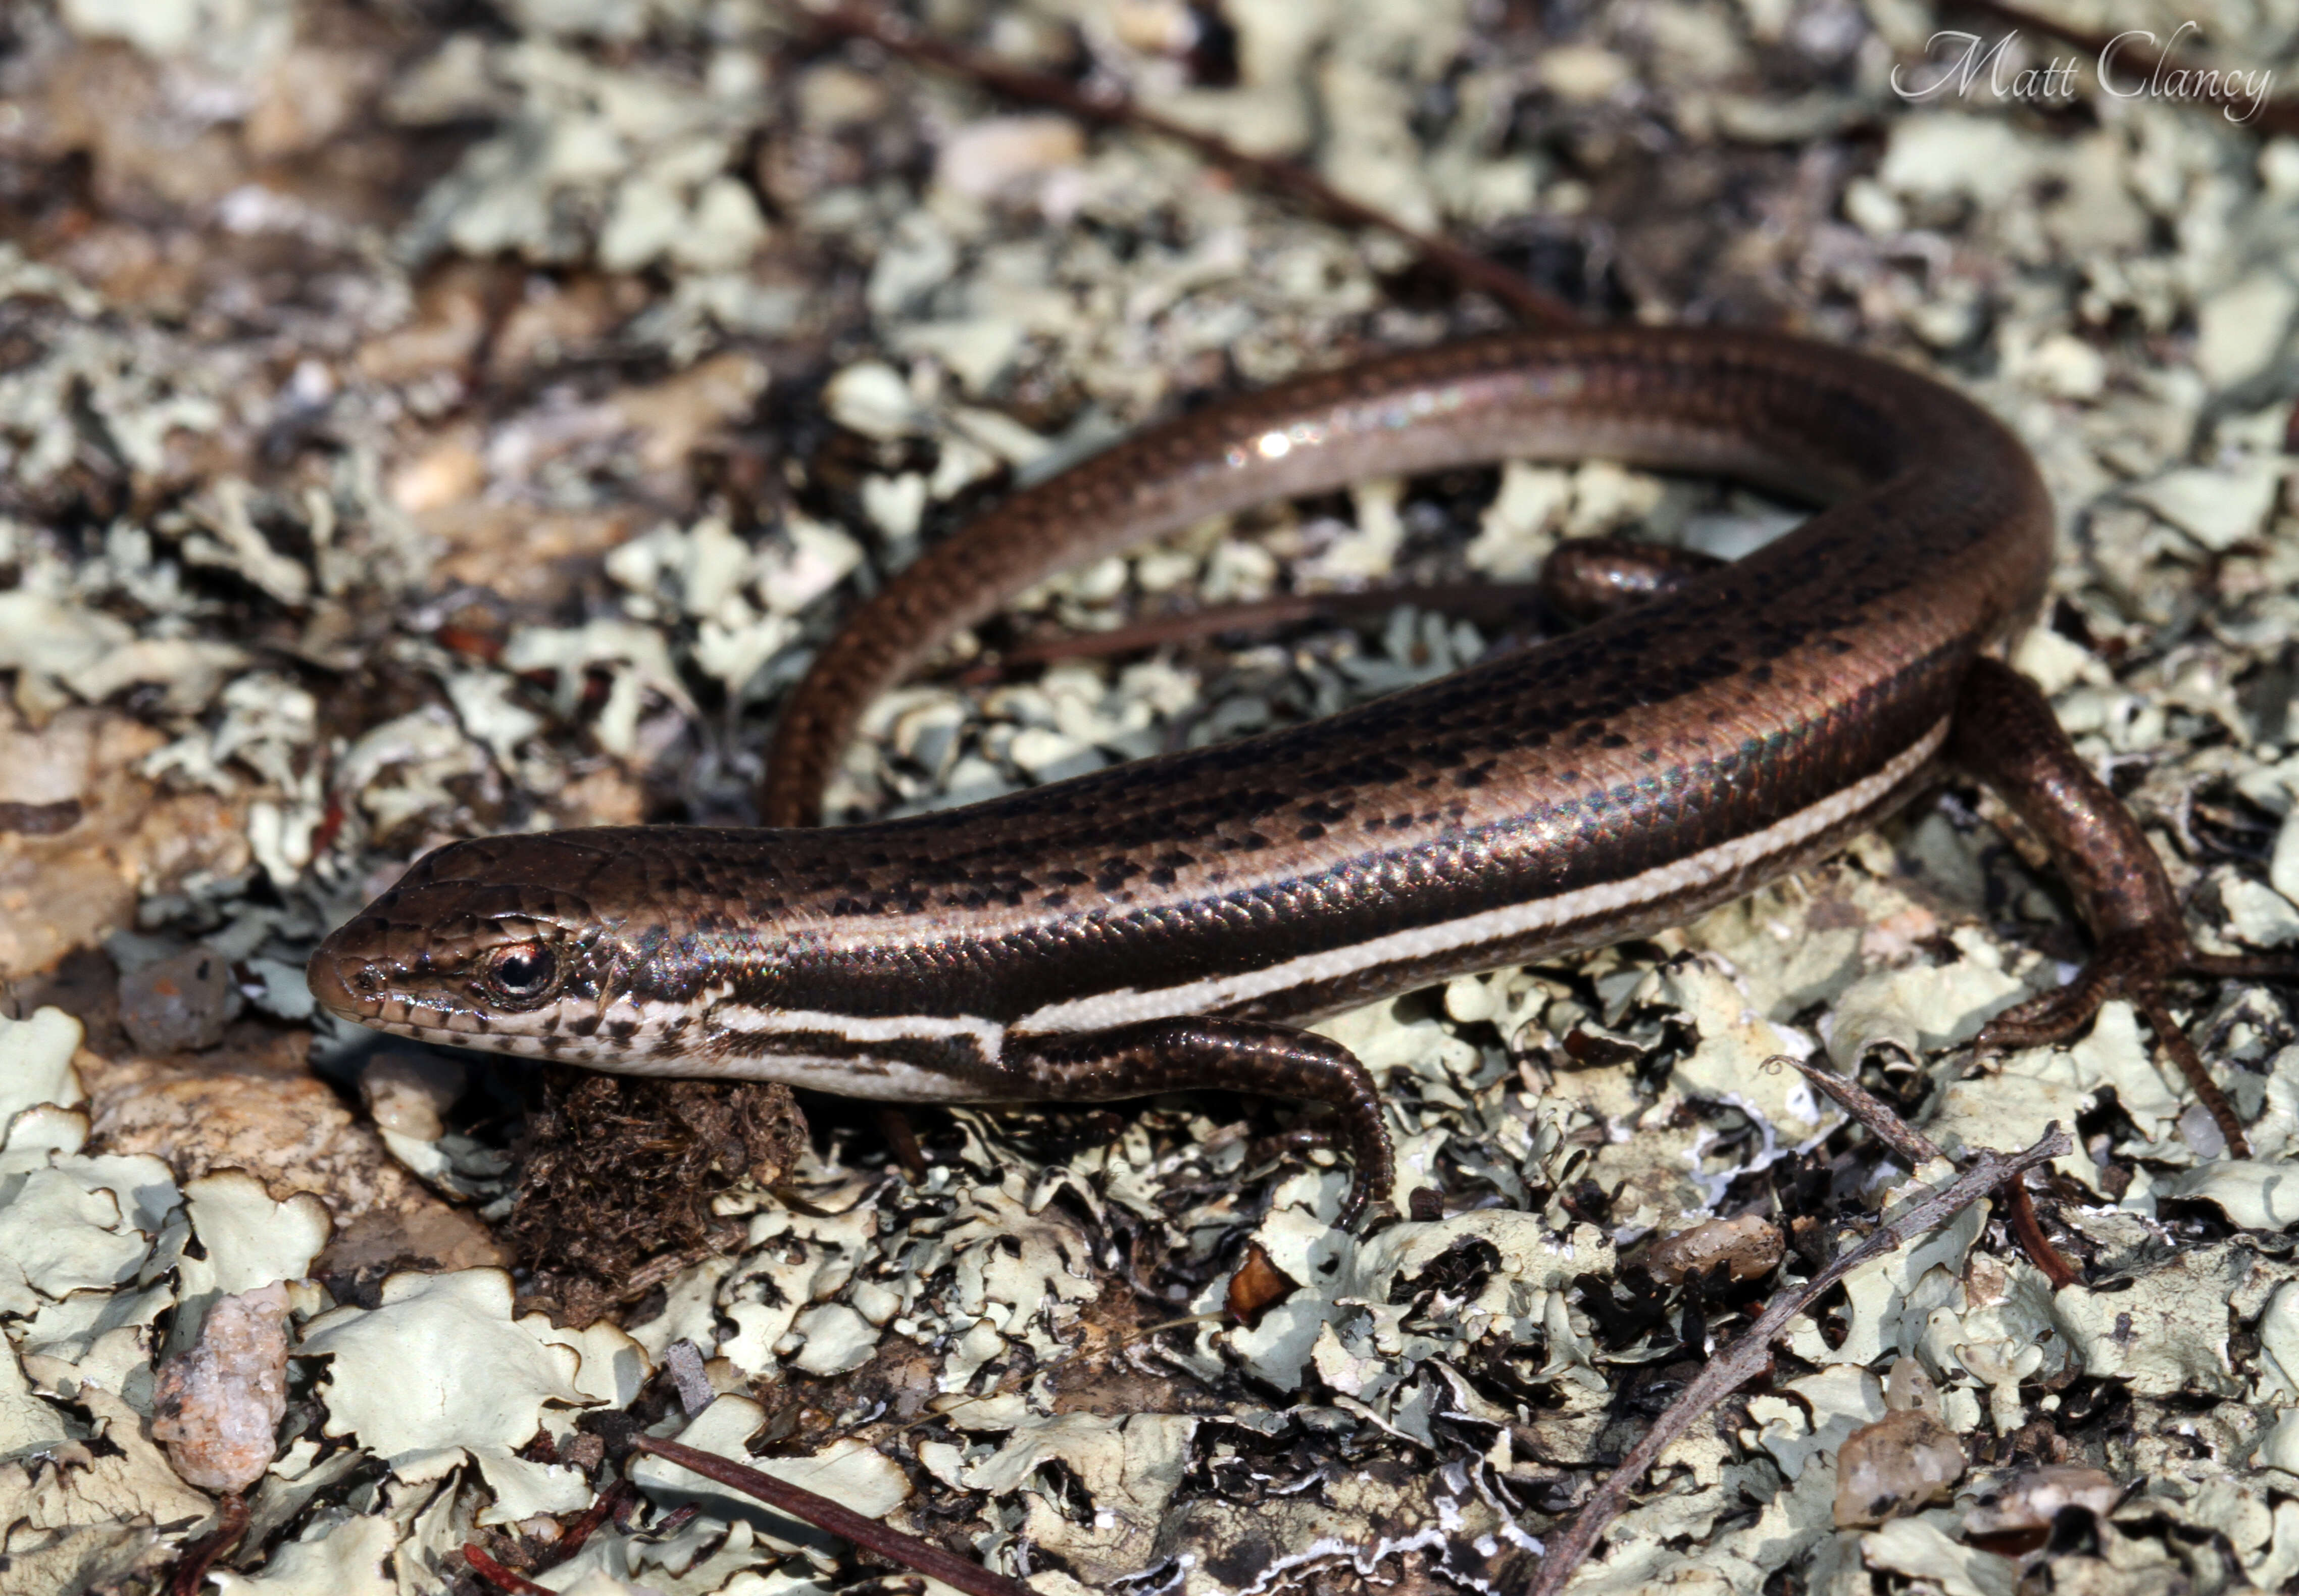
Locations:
1970;937;2299;1161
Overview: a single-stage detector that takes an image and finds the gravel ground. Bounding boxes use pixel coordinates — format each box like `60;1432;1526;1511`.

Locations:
5;1;2299;1592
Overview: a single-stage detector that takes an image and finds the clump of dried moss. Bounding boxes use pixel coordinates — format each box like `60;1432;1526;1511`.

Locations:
504;1070;807;1326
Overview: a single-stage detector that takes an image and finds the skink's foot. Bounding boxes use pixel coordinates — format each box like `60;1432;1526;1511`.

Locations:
1969;932;2163;1058
1970;937;2299;1159
1016;1018;1394;1229
1952;657;2299;1163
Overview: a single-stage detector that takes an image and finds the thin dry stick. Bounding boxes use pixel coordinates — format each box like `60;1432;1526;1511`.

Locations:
462;1543;555;1595
627;1434;1039;1596
799;1;1582;329
1774;1053;2078;1289
1525;1124;2072;1596
594;1226;751;1312
166;1494;248;1596
545;1480;634;1564
1773;1054;1942;1169
465;1483;639;1587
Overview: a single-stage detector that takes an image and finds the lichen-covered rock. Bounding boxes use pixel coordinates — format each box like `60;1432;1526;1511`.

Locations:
0;708;248;980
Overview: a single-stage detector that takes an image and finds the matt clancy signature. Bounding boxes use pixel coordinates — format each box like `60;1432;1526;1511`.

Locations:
1892;25;2276;125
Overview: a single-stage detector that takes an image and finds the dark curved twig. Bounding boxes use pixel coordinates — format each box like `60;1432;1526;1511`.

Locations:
2002;1176;2079;1290
627;1434;1038;1596
463;1542;554;1595
799;2;1582;329
548;1479;634;1564
165;1494;248;1596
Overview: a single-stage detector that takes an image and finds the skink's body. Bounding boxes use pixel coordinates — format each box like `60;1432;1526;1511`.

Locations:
312;328;2257;1222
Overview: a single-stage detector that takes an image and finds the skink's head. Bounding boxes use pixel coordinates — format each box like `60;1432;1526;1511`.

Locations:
308;832;661;1063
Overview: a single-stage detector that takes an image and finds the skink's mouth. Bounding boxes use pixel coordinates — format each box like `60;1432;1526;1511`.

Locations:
307;839;612;1052
304;940;488;1041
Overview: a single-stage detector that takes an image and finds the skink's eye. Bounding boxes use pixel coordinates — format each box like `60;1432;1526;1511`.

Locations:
481;942;559;1006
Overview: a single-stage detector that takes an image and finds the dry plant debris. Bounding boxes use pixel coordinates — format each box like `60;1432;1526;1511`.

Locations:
501;1071;810;1328
2;0;2298;1592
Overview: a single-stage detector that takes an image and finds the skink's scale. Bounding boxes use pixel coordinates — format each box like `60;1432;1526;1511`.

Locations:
309;328;2269;1224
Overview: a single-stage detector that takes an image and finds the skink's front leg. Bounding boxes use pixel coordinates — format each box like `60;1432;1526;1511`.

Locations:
1951;656;2299;1156
1012;1018;1393;1227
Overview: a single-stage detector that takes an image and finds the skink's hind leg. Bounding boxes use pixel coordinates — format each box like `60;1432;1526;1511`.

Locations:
1951;657;2299;1157
1013;1018;1394;1228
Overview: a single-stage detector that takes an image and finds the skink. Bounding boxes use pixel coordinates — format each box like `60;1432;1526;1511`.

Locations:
308;327;2281;1224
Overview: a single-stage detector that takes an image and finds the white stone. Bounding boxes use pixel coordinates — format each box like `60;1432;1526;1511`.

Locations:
2196;271;2298;389
2126;464;2282;551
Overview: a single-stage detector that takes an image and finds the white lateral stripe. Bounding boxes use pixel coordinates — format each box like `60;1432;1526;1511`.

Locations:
1014;719;1950;1035
682;1052;995;1100
703;1002;1009;1062
433;1026;989;1099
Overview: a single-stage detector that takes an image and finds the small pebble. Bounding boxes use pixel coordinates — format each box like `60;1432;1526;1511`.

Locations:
665;1339;715;1416
359;1052;466;1142
151;1281;293;1493
1884;1355;1940;1414
119;945;242;1055
1833;1357;1965;1527
934;115;1085;202
1963;1464;2121;1536
1833;1407;1965;1526
1645;1212;1783;1285
2175;1097;2233;1157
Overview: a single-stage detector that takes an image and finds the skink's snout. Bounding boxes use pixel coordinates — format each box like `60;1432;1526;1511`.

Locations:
306;944;357;1020
307;914;391;1022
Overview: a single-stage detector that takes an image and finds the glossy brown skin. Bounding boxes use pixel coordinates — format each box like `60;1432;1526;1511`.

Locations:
759;328;2050;829
311;326;2275;1222
1536;541;1726;626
